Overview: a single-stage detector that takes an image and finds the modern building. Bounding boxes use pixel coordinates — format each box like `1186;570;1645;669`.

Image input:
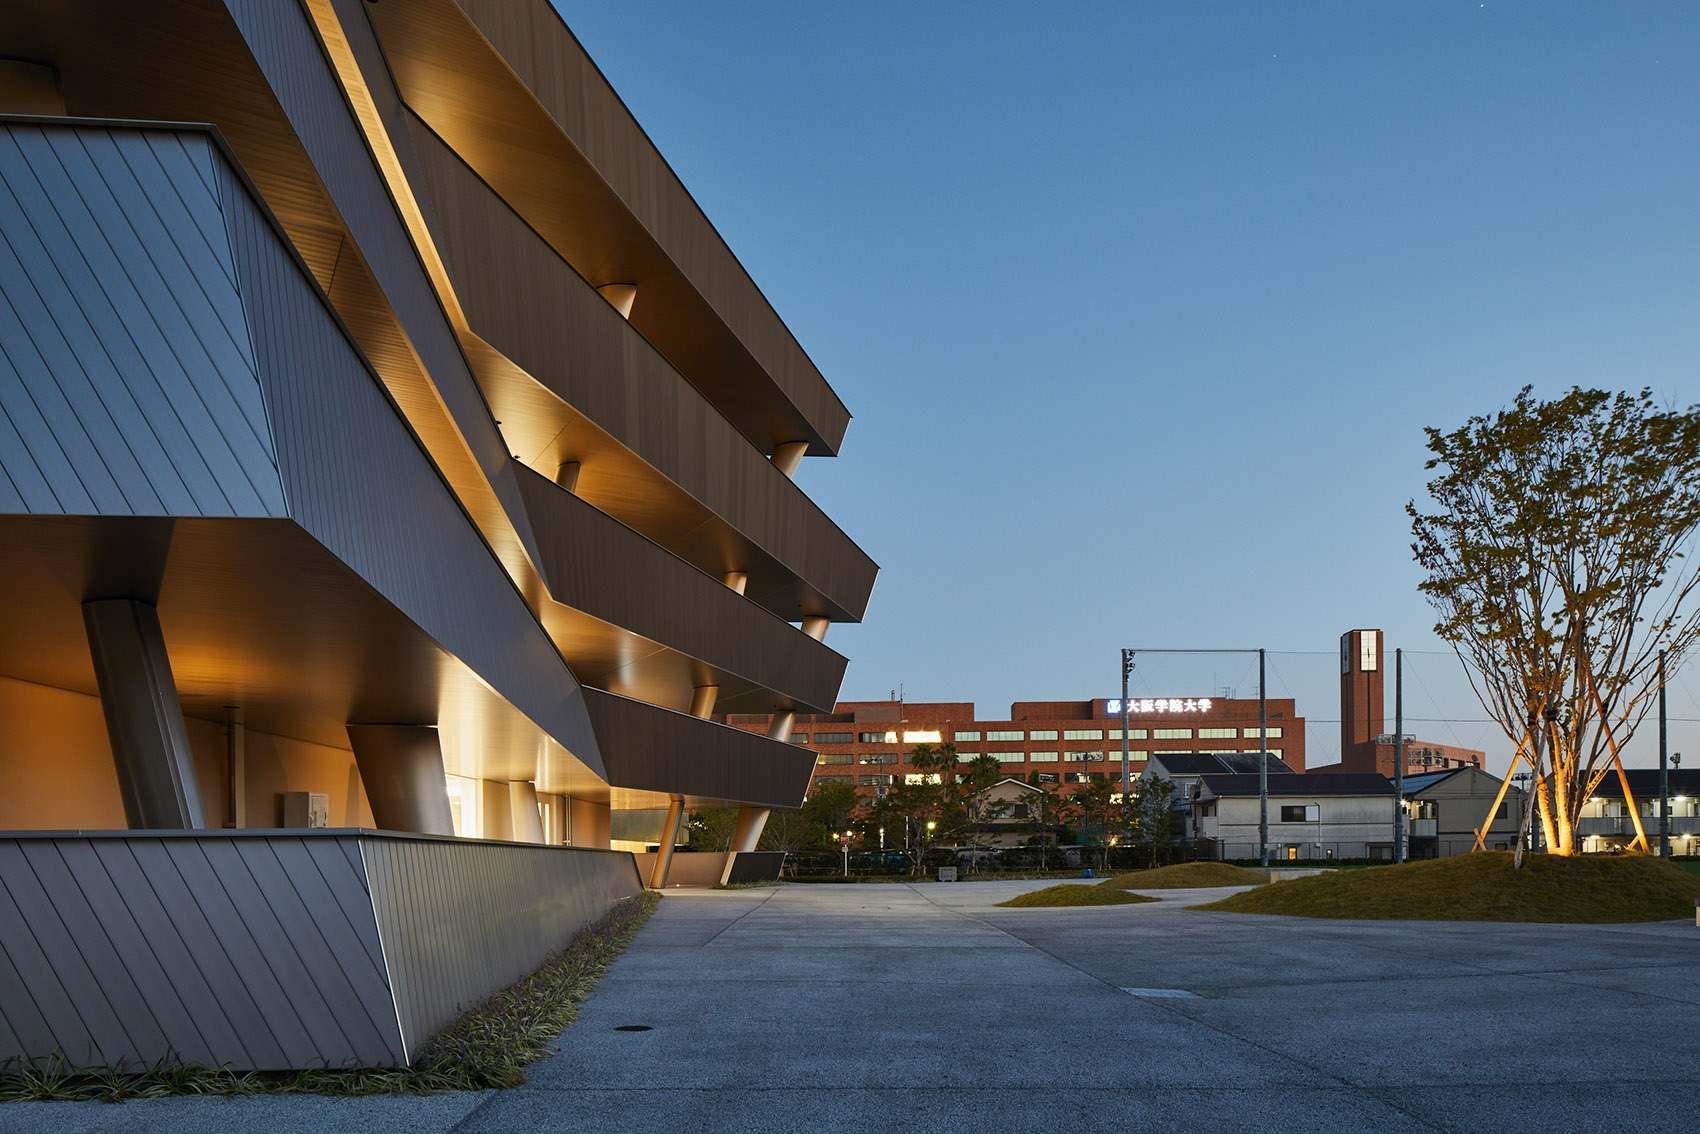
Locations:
1310;630;1486;777
0;0;872;1070
1194;773;1396;860
726;696;1306;797
1575;769;1700;855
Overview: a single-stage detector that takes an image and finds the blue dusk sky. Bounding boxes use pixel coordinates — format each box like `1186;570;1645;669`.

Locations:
551;2;1700;770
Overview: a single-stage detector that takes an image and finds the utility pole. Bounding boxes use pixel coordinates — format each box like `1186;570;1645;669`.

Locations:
1120;649;1135;858
1659;649;1669;859
1258;648;1268;868
1394;647;1405;864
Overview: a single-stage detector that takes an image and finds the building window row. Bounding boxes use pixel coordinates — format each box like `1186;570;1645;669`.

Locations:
986;730;1024;742
815;732;853;743
1063;729;1103;741
1153;728;1192;739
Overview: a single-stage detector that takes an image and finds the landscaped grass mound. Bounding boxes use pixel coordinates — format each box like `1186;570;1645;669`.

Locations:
996;884;1160;908
1098;862;1271;890
1191;852;1700;923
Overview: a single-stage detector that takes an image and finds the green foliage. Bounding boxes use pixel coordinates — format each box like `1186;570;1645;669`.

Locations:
1410;386;1700;852
1131;777;1176;864
685;808;737;853
1192;852;1700;922
994;884;1159;908
0;892;660;1100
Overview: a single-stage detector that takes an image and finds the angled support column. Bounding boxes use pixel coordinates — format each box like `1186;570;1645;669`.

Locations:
648;796;686;889
346;725;455;836
721;804;772;884
509;781;545;843
82;598;207;829
771;441;808;479
801;616;830;642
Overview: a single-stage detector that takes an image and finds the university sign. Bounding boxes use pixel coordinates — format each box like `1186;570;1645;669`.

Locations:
1105;698;1215;714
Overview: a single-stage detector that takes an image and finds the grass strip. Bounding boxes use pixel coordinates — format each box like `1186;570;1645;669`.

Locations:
995;884;1160;908
0;889;660;1101
1191;852;1700;922
1097;862;1271;890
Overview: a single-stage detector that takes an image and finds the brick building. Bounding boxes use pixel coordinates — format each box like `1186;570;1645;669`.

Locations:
1310;630;1485;777
727;695;1304;798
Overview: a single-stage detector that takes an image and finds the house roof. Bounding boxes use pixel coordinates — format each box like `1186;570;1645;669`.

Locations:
1149;752;1294;777
1583;768;1700;800
1196;773;1393;799
1400;769;1466;794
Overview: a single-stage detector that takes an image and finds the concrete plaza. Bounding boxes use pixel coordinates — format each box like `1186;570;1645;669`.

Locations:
4;879;1696;1132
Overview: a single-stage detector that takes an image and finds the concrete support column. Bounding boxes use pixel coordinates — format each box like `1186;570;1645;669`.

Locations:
801;616;830;642
82;598;206;829
568;796;612;848
508;781;545;843
226;706;247;829
771;441;808;479
648;796;686;889
345;725;456;836
720;804;771;884
596;282;637;318
690;685;719;719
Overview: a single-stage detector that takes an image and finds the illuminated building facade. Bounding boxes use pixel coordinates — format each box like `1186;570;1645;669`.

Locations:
0;0;872;1069
727;696;1306;796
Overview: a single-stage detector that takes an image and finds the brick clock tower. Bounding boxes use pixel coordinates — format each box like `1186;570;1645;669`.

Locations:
1340;629;1384;766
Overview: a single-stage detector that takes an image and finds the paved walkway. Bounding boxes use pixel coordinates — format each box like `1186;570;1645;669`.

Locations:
6;879;1697;1132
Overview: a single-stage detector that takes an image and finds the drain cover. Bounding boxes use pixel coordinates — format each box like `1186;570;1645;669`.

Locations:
1121;987;1198;999
614;1025;654;1032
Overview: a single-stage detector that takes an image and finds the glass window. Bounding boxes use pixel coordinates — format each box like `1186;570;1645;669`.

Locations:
1198;727;1237;739
860;731;897;743
858;774;892;787
1242;727;1283;739
816;753;852;765
904;773;941;785
1063;729;1104;741
815;732;853;744
1154;728;1193;739
1108;729;1148;741
987;730;1024;742
902;730;943;744
814;775;853;786
955;752;981;763
1279;804;1319;822
955;730;982;742
1029;729;1059;741
1030;751;1059;762
1064;751;1104;763
789;733;810;744
993;751;1024;763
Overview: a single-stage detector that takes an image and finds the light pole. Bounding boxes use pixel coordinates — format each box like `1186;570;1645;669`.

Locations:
1659;650;1669;859
1120;649;1134;856
1116;647;1270;867
841;830;852;876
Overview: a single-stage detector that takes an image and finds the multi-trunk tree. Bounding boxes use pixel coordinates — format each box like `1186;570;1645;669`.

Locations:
1409;387;1700;855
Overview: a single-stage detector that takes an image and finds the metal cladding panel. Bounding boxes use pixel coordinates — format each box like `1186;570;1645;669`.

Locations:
0;124;285;519
512;463;847;713
0;834;403;1071
582;688;817;809
357;835;641;1061
218;0;544;572
212;149;603;777
409;123;877;624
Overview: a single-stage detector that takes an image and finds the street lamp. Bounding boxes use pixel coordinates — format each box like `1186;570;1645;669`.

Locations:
841;830;853;877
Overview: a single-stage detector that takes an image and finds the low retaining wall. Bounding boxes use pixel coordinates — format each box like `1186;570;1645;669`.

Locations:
0;830;641;1070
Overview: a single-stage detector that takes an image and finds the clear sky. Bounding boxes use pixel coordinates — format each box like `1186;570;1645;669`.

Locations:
551;2;1700;771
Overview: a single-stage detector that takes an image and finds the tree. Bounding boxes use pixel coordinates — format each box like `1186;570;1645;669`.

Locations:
1409;387;1700;855
1064;779;1120;867
1131;777;1176;866
686;808;737;853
